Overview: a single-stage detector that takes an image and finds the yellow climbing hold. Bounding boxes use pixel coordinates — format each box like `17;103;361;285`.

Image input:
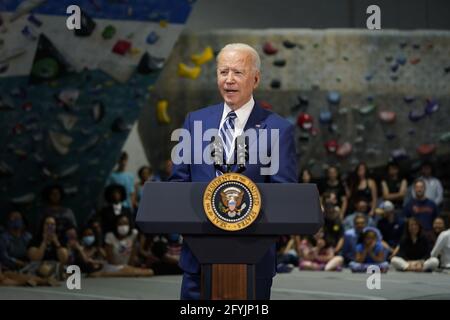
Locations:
130;47;141;55
191;46;214;65
156;99;170;124
159;20;168;28
178;63;201;79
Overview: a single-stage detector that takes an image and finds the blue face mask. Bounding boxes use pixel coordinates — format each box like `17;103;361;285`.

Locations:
82;236;95;247
9;219;23;230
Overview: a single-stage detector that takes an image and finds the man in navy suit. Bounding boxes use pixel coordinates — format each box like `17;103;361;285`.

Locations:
170;43;297;300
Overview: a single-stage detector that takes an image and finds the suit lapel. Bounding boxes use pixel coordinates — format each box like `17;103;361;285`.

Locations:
244;102;267;149
203;103;224;179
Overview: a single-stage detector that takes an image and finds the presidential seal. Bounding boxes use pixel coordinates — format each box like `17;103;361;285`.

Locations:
203;173;261;231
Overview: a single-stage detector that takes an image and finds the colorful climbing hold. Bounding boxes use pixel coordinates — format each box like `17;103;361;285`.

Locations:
102;25;116;39
297;113;313;131
403;96;416;104
325;140;338;153
408;109;425;122
283;40;296;49
270;79;281;89
327;91;341;105
424;99;439;115
417;144;436;156
396;55;407;65
191;46;213;65
21;101;32;111
359;104;376;115
156;99;170;124
178;63;201;79
379;111;396;123
439;132;450;143
273;59;286;67
112;40;131;55
27;14;42;27
263;42;278;55
336;142;352;158
319;110;332;124
146;31;159;45
410;57;421;65
138;53;164;75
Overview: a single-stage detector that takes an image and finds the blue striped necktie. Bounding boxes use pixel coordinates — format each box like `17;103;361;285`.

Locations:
219;110;237;163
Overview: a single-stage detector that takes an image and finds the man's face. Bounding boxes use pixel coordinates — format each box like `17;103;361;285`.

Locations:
414;181;426;199
328;167;338;180
354;217;366;233
355;200;368;213
217;49;260;109
433;218;445;234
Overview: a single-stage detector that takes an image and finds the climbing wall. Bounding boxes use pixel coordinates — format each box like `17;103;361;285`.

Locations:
0;0;194;223
141;29;450;177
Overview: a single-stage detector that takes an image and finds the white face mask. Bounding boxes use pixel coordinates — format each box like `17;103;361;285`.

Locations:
117;225;129;236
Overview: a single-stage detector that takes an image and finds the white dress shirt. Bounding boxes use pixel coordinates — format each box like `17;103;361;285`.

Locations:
219;96;254;161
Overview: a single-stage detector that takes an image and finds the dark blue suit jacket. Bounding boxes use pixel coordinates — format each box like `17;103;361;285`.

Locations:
170;101;298;278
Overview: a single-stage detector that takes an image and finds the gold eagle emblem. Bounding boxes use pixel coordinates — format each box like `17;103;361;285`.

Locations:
220;186;246;218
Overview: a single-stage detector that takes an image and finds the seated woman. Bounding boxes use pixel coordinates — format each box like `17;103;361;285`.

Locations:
26;216;68;280
298;229;342;271
390;218;437;272
0;210;32;271
349;227;389;273
90;215;153;277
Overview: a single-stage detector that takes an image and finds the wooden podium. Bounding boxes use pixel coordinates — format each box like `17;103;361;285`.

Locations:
136;181;323;300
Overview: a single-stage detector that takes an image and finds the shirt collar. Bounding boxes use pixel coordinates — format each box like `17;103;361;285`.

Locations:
223;96;255;123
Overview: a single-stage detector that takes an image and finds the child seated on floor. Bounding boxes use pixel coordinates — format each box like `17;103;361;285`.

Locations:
349;228;389;273
298;229;342;271
90;214;153;277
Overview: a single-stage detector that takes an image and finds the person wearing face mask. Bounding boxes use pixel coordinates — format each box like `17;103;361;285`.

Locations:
81;226;106;273
90;215;153;277
0;210;32;271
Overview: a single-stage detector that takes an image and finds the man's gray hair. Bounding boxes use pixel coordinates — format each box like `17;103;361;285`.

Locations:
217;43;261;72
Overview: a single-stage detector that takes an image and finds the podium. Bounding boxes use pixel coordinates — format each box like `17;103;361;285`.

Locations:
136;181;323;300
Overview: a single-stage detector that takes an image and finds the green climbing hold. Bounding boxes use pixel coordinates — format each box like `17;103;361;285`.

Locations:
102;25;116;40
439;132;450;143
31;58;59;79
359;103;376;115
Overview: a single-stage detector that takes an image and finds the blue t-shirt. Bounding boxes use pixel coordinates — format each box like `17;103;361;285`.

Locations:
355;242;384;263
403;198;438;231
107;171;135;208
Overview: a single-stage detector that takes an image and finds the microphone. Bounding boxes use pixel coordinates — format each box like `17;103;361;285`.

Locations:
211;135;225;172
235;135;248;173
